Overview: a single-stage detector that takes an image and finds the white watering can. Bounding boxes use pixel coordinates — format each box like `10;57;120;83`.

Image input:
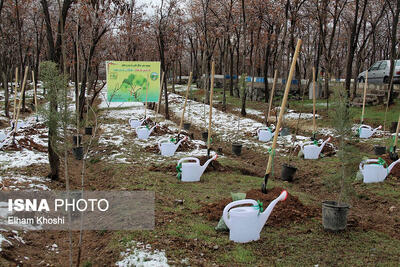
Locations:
177;155;218;182
136;125;157;140
129;117;146;128
158;136;187;156
223;190;288;243
257;126;279;142
0;132;6;142
359;158;400;183
300;137;331;160
358;125;382;139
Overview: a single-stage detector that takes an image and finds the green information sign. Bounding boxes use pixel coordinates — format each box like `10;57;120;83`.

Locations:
106;61;161;102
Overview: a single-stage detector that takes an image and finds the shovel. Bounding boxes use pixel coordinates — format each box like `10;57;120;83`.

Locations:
262;39;302;193
177;72;193;142
311;66;317;141
207;62;216;167
32;70;39;122
390;114;400;161
266;70;277;127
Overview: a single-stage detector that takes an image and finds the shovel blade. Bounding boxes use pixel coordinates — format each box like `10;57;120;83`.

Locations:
261;173;269;193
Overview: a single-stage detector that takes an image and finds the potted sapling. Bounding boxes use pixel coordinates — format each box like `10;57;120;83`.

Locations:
281;134;297;182
322;86;354;231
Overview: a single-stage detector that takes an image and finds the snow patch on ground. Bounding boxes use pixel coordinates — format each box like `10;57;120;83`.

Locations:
116;242;169;267
0;174;50;191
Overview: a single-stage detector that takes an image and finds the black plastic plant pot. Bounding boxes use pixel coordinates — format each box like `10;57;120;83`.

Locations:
280;128;290;136
232;143;242;156
73;135;82;146
73;146;84;160
85;127;93;135
391;122;398;133
202;131;208;142
322;201;350;231
374;146;386;156
183;123;191;131
281;164;297;182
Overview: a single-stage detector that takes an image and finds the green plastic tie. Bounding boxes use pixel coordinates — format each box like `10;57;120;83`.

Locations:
176;163;182;180
170;137;176;143
375;157;389;175
252;200;264;215
313;139;319;146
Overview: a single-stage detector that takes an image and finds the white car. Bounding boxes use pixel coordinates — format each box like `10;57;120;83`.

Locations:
358;60;400;84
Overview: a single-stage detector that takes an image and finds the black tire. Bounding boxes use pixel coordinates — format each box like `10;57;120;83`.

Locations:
359;77;365;83
383;76;389;84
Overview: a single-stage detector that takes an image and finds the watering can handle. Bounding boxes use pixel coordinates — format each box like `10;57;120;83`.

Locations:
359;159;380;171
300;141;314;152
359;125;372;130
222;199;258;230
158;139;169;150
177;157;200;165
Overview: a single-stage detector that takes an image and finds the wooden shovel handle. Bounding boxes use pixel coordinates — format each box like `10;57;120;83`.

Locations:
395;114;400;147
312;67;316;133
12;67;19;122
265;39;302;176
14;66;28;133
266;70;278;124
208;62;215;150
178;72;193;135
361;71;368;123
156;72;164;114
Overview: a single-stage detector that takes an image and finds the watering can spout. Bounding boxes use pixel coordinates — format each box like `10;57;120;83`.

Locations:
175;136;187;148
148;124;158;135
371;125;382;135
257;190;287;232
318;137;331;155
201;154;218;173
388;159;400;174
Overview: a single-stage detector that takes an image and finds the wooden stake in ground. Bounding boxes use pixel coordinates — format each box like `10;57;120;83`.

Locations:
361;71;368;124
395;114;400;147
156;72;165;115
207;62;215;156
32;71;38;120
266;70;278;125
312;67;317;138
12;68;19;125
262;39;302;193
14;66;28;136
390;114;400;160
178;72;193;137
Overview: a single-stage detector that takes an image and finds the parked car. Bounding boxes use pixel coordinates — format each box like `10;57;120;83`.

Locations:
358;60;400;84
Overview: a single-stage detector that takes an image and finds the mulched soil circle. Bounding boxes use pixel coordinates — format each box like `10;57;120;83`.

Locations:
197;187;317;227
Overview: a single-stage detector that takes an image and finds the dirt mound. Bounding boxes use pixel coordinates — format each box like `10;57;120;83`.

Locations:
379;154;400;178
198;187;317;227
293;141;336;157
